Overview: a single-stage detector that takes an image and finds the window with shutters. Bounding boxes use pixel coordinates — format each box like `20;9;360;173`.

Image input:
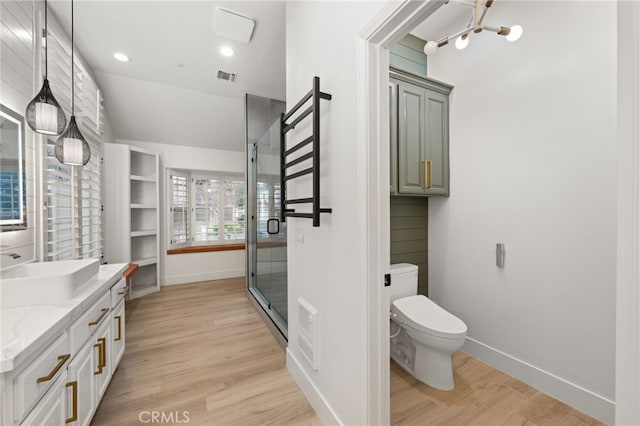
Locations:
167;170;245;249
44;19;104;261
168;171;190;247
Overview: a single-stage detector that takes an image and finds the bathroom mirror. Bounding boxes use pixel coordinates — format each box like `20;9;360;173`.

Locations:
0;104;27;232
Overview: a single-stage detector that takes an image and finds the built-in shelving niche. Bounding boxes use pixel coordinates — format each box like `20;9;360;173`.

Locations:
104;143;160;299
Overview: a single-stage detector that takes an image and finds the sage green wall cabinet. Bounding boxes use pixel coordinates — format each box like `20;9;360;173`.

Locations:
390;70;452;197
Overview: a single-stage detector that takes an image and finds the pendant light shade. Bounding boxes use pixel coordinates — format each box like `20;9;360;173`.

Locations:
25;0;66;135
55;116;90;165
55;0;90;166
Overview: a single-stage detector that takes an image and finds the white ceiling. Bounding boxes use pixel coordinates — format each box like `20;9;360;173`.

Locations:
411;2;473;43
48;1;286;151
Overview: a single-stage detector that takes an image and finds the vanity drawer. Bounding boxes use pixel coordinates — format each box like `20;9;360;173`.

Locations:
110;277;127;308
13;332;70;423
70;291;110;356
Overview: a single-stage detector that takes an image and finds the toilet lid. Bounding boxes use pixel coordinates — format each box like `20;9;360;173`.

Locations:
391;295;467;339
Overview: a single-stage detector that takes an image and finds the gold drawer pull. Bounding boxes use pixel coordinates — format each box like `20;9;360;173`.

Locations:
94;338;105;375
88;308;109;326
100;337;107;370
427;160;433;189
36;354;70;384
65;381;78;423
117;286;129;296
115;315;122;341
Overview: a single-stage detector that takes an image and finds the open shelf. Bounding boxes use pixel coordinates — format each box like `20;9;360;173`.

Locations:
130;174;156;182
131;180;157;205
130;203;156;209
130;283;158;299
131;209;157;235
130;149;157;179
130;230;156;237
131;257;157;267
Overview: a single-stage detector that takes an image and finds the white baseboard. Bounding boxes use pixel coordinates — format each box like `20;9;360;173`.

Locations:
162;268;244;286
286;348;342;425
462;337;615;425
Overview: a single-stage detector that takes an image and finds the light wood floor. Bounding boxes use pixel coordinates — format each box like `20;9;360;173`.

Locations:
91;278;319;426
92;277;604;426
391;353;604;426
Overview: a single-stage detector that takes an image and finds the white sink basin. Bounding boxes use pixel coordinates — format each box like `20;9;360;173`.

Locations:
1;259;99;309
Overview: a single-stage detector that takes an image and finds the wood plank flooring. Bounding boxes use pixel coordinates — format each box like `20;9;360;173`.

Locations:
391;353;604;426
92;277;604;426
91;278;319;426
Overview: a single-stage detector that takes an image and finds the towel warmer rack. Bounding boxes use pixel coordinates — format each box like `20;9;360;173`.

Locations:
280;76;332;227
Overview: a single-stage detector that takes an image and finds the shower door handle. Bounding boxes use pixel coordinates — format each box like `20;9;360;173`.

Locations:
267;218;280;235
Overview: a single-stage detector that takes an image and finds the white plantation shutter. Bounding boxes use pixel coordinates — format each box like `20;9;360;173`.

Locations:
46;139;74;261
44;19;104;262
169;171;190;247
193;176;219;244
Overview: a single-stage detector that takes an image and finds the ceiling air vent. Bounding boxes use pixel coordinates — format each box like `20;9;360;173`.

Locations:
217;70;237;82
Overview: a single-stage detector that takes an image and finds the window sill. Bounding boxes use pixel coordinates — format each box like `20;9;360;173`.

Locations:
167;244;245;255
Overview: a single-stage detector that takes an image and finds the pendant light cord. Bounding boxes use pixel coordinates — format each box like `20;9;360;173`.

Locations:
70;0;74;116
44;0;47;78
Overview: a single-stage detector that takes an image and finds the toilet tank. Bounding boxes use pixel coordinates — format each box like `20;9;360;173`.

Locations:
389;263;418;305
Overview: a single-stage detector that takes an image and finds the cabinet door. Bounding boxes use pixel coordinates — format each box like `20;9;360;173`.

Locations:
389;80;398;194
93;320;112;400
21;372;68;426
67;341;96;426
111;299;126;369
397;82;426;195
424;89;449;196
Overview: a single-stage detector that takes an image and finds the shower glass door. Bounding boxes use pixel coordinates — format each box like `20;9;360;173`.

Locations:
246;94;287;337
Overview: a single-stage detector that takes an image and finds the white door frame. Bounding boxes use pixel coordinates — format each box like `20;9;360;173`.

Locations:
358;1;640;424
615;1;640;425
357;2;446;424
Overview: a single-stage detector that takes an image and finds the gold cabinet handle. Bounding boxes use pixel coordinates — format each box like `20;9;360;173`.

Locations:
36;354;70;384
99;337;107;369
114;315;122;341
422;160;427;189
88;308;109;326
117;286;129;296
94;338;105;375
65;381;78;423
427;160;433;189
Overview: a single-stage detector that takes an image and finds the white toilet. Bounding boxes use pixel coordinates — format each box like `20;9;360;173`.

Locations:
389;263;467;391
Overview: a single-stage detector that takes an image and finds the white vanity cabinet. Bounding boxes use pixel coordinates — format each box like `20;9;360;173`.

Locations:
20;372;69;426
93;318;112;401
0;266;127;426
66;340;95;426
111;299;126;368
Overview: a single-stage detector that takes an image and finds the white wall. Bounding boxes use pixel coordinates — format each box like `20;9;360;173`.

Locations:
285;2;385;425
0;0;36;268
426;1;616;422
97;71;245;152
117;139;245;286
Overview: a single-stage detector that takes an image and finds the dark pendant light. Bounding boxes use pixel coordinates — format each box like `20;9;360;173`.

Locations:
25;0;66;135
55;0;90;166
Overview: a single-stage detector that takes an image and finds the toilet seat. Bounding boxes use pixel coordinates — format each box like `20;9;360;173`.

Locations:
391;295;467;339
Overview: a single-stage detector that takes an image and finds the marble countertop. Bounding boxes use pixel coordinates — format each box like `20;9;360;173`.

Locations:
1;263;128;374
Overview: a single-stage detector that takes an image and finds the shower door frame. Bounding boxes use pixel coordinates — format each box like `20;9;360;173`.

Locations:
245;95;288;342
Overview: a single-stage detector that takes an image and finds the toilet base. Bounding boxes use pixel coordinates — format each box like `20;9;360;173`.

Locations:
412;343;455;391
390;325;459;391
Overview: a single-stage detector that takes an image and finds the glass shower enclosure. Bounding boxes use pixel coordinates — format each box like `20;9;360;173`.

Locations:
245;94;288;338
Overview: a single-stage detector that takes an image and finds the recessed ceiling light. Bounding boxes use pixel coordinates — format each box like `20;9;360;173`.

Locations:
220;46;234;57
113;52;129;62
